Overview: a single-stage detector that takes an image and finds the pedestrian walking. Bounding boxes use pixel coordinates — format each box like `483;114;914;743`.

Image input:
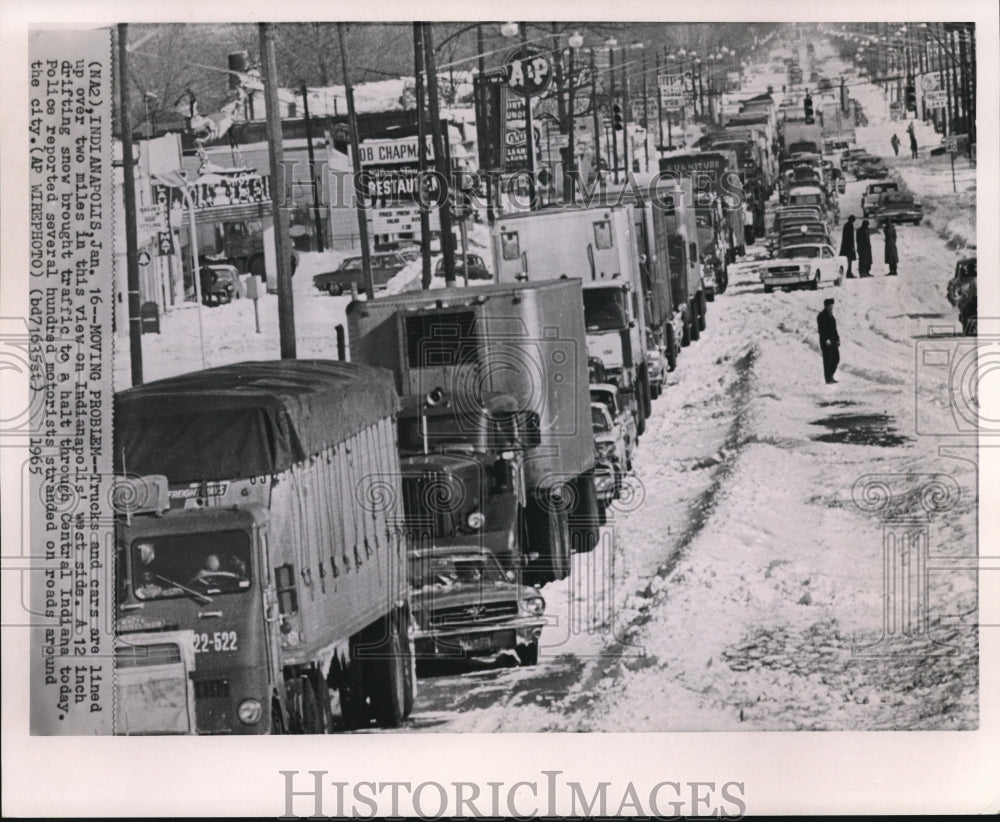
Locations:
817;298;840;384
907;122;918;159
890;133;901;156
840;215;857;277
883;219;898;276
856;218;873;277
743;197;755;247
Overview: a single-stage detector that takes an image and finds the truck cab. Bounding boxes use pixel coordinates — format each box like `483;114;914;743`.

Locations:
492;207;651;433
395;391;539;572
117;482;277;735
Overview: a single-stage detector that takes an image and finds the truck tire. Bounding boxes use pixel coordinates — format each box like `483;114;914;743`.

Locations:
270;698;286;735
300;675;323;734
665;326;677;372
518;641;539;666
681;313;691;347
698;292;707;331
689;302;701;341
568;473;601;554
639;369;652;420
810;271;820;291
717;266;729;294
370;616;408;728
337;650;371;730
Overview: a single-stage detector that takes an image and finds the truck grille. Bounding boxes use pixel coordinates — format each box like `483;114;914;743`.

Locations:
115;642;182;668
430;602;519;626
194;678;230;699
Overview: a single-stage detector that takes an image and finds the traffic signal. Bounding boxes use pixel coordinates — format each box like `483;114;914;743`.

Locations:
803;93;814;119
905;81;917;112
612;103;623;131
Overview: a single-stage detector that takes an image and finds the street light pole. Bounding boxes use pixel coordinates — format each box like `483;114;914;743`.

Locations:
590;49;601;185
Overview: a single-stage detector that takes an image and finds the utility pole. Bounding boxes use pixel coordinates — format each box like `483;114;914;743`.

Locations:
422;23;456;284
413;24;432;289
655;49;664;156
117;24;143;385
621;48;630;176
641;51;649;172
609;47;619;183
519;23;537;210
259;23;296;357
336;23;374;299
567;37;578;203
591;49;601;184
477;24;496;223
300;84;325;252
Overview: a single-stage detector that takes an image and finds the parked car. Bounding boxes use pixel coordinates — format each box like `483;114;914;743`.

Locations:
592;402;627;497
760;242;846;293
590;383;636;468
861;181;900;217
873;192;923;225
777;229;832;251
312;251;414;295
199;264;239;306
946;256;977;307
408;546;546;664
853;157;890;180
434;253;491;281
645;342;668;398
946;256;977;335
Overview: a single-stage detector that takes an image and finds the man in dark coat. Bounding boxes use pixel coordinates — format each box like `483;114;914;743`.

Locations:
840;215;857;277
856;218;873;277
817;298;840;384
884;218;899;275
908;122;918;159
891;133;901;156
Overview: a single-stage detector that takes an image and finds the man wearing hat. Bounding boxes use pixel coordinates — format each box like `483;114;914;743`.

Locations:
817;298;840;384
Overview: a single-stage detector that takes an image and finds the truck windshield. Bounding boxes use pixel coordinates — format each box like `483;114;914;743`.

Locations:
130;531;252;600
409;552;508;590
583;288;627;331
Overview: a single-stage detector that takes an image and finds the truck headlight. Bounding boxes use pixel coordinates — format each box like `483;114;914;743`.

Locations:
467;511;486;529
238;698;262;725
522;596;545;616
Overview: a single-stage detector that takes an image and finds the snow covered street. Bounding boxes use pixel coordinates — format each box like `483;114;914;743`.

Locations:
372;153;979;734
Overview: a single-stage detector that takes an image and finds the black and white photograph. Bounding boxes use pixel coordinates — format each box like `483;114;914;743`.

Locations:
1;0;997;816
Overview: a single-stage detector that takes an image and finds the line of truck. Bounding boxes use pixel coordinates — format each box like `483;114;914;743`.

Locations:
111;147;764;735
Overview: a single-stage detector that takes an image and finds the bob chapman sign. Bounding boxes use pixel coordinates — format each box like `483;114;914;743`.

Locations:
356;136;435;168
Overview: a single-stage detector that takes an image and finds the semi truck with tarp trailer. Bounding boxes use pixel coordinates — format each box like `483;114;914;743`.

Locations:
114;360;414;734
347;279;601;584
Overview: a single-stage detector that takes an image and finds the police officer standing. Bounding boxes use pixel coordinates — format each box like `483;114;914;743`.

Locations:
817;298;840;384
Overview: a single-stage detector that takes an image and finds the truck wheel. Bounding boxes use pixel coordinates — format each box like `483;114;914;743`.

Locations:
518;642;539;666
370;616;408;728
681;314;691;347
310;669;334;733
810;271;820;291
401;616;416;719
718;267;729;294
689;302;701;341
640;371;652;420
337;653;370;730
299;675;323;734
270;698;286;735
248;253;266;280
665;326;677;372
698;292;707;331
